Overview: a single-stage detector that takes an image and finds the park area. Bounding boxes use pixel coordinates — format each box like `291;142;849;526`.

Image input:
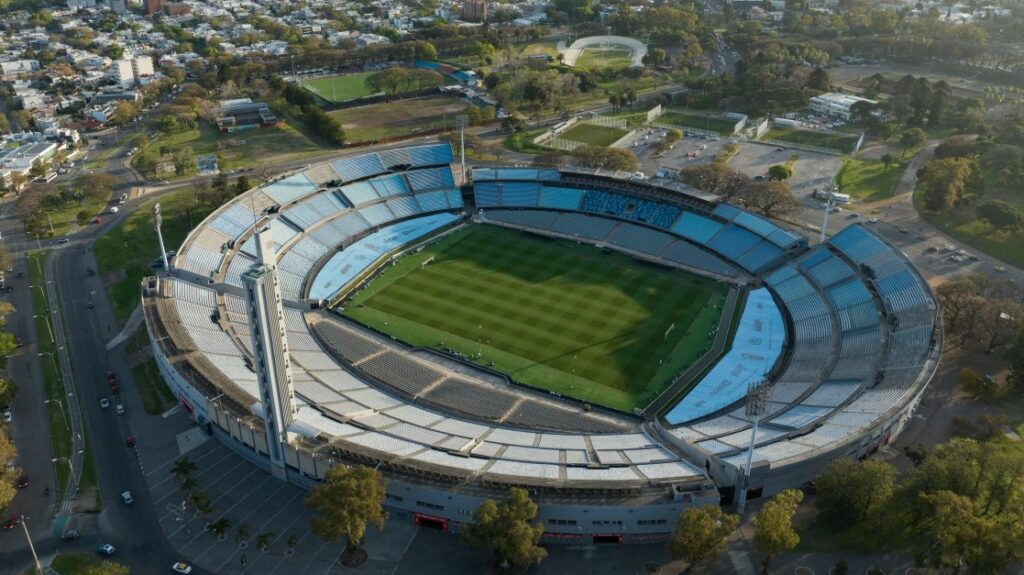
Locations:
575;46;634;69
560;122;629;147
658;110;738;135
835;157;904;201
342;224;729;412
134;121;325;179
764;127;861;154
328;95;475;143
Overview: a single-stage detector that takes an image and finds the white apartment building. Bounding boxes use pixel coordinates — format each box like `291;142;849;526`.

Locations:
809;92;877;120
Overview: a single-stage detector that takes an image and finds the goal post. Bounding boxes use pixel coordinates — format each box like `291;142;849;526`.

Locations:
421;256;435;268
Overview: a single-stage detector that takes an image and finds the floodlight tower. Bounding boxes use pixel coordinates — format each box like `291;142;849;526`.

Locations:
154;203;169;271
736;381;768;515
819;183;837;245
456;113;468;176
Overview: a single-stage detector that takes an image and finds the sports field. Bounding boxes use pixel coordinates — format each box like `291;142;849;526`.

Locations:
764;127;859;154
328;95;472;143
659;110;738;135
560;123;629;147
576;46;634;69
343;225;730;412
302;71;379;103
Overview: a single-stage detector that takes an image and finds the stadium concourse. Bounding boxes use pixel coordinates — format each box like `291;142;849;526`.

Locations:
143;143;940;544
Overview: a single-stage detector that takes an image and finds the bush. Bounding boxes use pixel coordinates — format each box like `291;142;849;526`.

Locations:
299;105;345;145
976;200;1023;231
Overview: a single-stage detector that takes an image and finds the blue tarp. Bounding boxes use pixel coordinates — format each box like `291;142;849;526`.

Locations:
308;213;458;301
665;288;786;425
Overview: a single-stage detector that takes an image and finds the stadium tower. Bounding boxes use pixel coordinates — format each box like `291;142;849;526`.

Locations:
242;226;297;480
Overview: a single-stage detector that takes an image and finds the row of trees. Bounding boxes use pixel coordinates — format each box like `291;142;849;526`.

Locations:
0;302;23;514
678;162;801;219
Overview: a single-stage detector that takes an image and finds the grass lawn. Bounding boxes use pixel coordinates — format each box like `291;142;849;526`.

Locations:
765;127;860;154
35;198;108;239
136;121;325;179
560;123;629;147
835;157;904;201
343;225;729;412
503;127;549;154
575;46;634;69
27;251;70;503
50;553;126;575
520;42;559;58
132;358;177;415
328;95;473;143
658;110;738;135
94;189;216;326
301;71;379;103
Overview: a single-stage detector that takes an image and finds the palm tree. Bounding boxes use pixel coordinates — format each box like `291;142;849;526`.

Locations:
286;534;299;556
179;477;198;493
188;490;212;517
171;457;198;482
256;532;276;553
208;518;231;541
236;523;251;547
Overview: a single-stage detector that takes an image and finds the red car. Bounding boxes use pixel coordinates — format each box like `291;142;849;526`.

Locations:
15;475;27;489
125;435;136;448
3;516;19;530
106;371;119;395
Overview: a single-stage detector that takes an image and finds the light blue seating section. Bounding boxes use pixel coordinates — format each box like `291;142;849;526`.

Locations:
406;167;455;191
803;253;855;288
358;203;396;226
500;182;540;206
407;144;454;167
827;278;873;310
706;225;761;260
339;181;380;206
829;225;887;263
308;213;460;301
385;196;422;219
333;154;386;182
473;167;561;182
282;192;350;230
209;204;258;239
371;173;409;197
665;288;786;424
737;241;784;272
262;173;318;206
581;190;608;213
446;189;463;208
415;191;450;213
539;186;584;210
715;202;801;249
671;212;723;244
474;182;501;207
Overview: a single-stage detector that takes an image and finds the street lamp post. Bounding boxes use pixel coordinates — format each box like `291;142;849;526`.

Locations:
20;516;44;575
44;398;69;431
154;203;169;271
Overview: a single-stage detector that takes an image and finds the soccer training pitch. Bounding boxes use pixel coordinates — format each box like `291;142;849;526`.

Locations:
301;71;379;103
342;225;731;412
560;123;629;147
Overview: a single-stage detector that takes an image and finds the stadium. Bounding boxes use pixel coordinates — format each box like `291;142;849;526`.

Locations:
142;143;941;544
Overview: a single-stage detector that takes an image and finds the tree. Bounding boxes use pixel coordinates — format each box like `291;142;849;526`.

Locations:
286;534;299;555
179;477;198;493
306;464;388;566
462;487;547;569
900;128;927;155
0;430;17;510
80;561;130;575
815;459;896;529
208;517;231;540
572;146;639;171
767;164;793;181
0;377;16;406
670;505;739;572
976;200;1023;231
881;153;895;173
806;67;831;91
256;531;275;552
918;157;978;212
679;164;750;200
742;180;800;217
235;523;250;545
918;490;1023;574
754;489;803;573
75;173;117;205
233;175;250;196
1008;328;1024;393
188;489;212;516
29;160;47;179
172;457;198;483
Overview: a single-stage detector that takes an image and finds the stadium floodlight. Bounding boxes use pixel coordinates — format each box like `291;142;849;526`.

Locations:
819;183;837;245
456;114;468;176
154;203;169;271
736;381;768;515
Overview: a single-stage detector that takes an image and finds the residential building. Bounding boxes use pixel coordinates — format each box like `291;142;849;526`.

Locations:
462;0;488;21
132;55;155;80
111;59;134;87
215;99;281;133
809;92;878;120
144;0;165;14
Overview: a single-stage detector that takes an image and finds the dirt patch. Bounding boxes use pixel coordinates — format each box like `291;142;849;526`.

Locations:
103;269;126;285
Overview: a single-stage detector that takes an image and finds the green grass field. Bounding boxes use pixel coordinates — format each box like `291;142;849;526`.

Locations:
560;123;629;147
328;95;474;143
836;157;904;201
301;71;379;103
342;225;729;412
764;127;860;153
520;42;559;58
658;110;738;135
575;46;634;69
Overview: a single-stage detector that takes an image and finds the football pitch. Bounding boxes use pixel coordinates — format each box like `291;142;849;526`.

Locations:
342;225;730;412
560;123;629;147
301;71;378;103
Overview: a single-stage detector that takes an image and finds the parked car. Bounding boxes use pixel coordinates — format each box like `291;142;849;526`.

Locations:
60;529;80;541
125;435;136;448
121;491;134;505
99;398;110;409
4;515;20;530
98;544;117;556
172;563;193;574
116;404;125;415
15;474;27;489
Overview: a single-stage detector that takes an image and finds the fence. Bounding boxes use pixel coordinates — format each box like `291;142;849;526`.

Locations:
546;137;584;152
589;115;628;129
646;104;664;123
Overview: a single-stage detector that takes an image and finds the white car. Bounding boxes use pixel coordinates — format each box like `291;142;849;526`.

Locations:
98;544;116;556
2;408;10;423
867;218;878;224
116;404;125;415
99;398;110;409
121;491;134;505
172;563;193;574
